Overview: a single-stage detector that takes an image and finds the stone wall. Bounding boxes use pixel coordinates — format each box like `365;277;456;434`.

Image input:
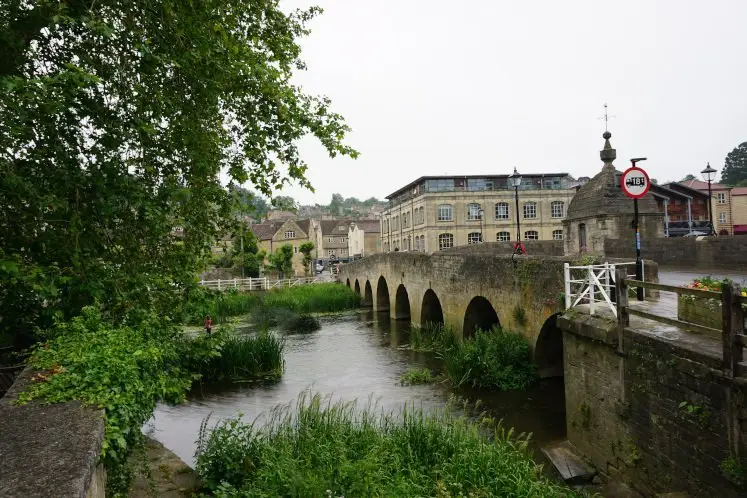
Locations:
604;235;747;270
564;213;663;256
558;312;747;497
442;240;564;257
0;368;106;497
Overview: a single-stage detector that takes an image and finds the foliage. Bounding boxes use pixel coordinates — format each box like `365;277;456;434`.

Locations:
408;322;458;352
230;185;270;223
722;141;747;186
180;288;260;326
400;367;435;386
685;276;747;295
442;327;536;390
512;304;528;326
194;392;579;497
230;228;265;278
262;283;361;313
681;174;697;181
198;331;284;382
283;313;321;333
271;195;298;213
299;242;315;275
267;244;295;278
0;0;357;345
720;455;746;488
17;307;195;495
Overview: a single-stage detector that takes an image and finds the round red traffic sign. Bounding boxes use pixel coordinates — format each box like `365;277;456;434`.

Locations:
620;166;651;199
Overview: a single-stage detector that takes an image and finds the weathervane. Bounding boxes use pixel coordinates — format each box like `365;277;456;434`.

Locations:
598;103;616;132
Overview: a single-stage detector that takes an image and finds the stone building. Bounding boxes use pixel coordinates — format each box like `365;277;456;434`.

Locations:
251;218;319;276
317;219;352;261
563;131;664;255
380;173;577;253
681;178;741;236
348;219;382;258
732;187;747;235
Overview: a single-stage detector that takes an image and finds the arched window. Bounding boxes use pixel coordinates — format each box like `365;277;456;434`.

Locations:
437;205;453;221
420;207;425;224
497;231;511;242
551;201;565;218
495;202;509;220
523;202;537;219
467;232;482;244
467;203;482;221
524;230;539;240
438;233;454;250
552;229;564;240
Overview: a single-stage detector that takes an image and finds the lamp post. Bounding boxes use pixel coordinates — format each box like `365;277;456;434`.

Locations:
701;162;717;236
479;208;485;243
508;167;522;245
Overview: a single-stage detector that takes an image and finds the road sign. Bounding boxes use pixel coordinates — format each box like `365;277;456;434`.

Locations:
620;166;651;199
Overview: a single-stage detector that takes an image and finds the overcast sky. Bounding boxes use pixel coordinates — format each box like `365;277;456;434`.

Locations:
266;0;747;205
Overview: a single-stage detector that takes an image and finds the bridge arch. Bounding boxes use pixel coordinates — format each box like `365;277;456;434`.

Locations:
535;313;563;378
354;279;361;295
363;281;373;307
376;276;390;312
420;289;444;326
463;296;500;338
346;278;350;288
394;284;411;320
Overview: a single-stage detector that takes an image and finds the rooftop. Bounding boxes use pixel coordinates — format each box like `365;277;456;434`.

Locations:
386;173;573;200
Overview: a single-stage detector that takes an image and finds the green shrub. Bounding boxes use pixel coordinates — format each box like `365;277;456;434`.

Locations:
283;313;321;333
180;287;259;326
18;307;195;495
442;327;536;390
195;392;580;497
400;367;435;386
263;283;360;313
199;331;284;382
408;322;457;352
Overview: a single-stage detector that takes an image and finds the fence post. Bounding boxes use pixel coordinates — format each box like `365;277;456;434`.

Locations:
588;266;595;315
722;282;743;377
615;268;629;355
563;263;571;309
234;278;237;289
217;279;221;291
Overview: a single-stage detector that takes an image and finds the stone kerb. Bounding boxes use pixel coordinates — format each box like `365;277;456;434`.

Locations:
0;367;106;498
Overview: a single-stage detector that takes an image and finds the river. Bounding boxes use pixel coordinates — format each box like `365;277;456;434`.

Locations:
146;310;566;475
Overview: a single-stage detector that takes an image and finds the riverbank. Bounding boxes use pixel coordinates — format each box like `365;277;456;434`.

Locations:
128;437;199;498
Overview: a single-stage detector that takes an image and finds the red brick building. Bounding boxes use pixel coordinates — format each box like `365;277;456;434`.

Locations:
650;183;712;236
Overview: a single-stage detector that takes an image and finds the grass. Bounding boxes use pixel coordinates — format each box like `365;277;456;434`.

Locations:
263;283;361;313
194;392;580;497
181;287;260;325
409;322;458;352
400;367;435;386
197;331;285;382
442;327;536;390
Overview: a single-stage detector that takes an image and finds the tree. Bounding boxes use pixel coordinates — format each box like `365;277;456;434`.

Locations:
230;185;270;222
329;193;344;216
268;244;294;278
681;174;697;182
231;228;265;278
299;242;315;275
722;142;747;186
271;196;299;213
0;2;357;342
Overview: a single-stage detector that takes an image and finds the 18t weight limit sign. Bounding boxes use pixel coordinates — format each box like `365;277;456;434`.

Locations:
621;166;651;199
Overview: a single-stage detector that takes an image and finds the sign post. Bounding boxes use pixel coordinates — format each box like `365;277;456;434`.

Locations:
621;159;650;301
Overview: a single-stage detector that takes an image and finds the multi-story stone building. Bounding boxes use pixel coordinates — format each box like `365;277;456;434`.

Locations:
380;173;576;253
317;219;352;261
251;218;319;276
348;219;382;258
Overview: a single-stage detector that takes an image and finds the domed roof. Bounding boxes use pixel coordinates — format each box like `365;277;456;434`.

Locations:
566;133;659;221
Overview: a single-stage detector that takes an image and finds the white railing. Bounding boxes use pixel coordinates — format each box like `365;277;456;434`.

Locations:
563;261;643;316
199;275;324;291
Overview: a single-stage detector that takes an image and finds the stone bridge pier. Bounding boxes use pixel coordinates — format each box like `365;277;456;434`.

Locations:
340;252;569;377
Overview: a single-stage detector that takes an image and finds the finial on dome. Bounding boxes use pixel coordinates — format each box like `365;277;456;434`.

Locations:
600;130;616;165
603;131;611;140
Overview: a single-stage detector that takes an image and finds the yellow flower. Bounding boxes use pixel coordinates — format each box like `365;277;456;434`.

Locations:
741;291;747;297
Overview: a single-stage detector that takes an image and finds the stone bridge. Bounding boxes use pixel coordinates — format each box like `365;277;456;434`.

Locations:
339;251;568;377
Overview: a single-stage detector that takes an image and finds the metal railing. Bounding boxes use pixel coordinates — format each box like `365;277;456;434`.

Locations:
563;261;642;316
613;269;746;377
199;275;324;291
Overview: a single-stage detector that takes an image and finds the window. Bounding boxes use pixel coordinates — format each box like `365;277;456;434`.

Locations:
341;237;346;243
328;238;333;243
284;230;295;239
552;229;564;240
523;202;537;219
525;230;539;240
437;204;453;221
495;202;509;220
467;232;483;244
294;245;299;253
426;178;455;192
467;203;482;221
497;231;511;242
717;192;727;204
328;250;335;256
338;225;346;231
551;201;565;218
719;212;728;223
438;233;454;250
467;178;492;191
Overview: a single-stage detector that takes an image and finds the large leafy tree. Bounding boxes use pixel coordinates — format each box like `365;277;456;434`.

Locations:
722;142;747;186
268;244;294;278
0;1;357;342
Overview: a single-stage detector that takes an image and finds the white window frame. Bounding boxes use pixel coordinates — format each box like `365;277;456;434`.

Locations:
437;205;453;222
525;230;539;240
466;203;482;221
717;192;727;204
438;233;454;250
497;231;511;242
467;232;482;244
552;229;564;240
551;201;565;219
284;230;296;239
495;202;509;220
719;212;727;223
523;202;537;219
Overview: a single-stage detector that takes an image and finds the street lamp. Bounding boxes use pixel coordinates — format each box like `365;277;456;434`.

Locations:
508;167;522;245
478;208;485;243
701;162;717;236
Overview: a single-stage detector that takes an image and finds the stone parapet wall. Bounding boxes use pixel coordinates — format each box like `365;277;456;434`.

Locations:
0;368;106;497
604;235;747;270
558;311;747;497
441;240;564;257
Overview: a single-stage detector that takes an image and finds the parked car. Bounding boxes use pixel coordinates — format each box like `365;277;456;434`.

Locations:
315;263;324;274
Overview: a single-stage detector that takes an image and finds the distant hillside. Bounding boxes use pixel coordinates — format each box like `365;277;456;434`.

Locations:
299;194;386;218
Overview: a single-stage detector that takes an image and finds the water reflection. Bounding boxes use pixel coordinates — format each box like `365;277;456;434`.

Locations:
147;311;566;471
